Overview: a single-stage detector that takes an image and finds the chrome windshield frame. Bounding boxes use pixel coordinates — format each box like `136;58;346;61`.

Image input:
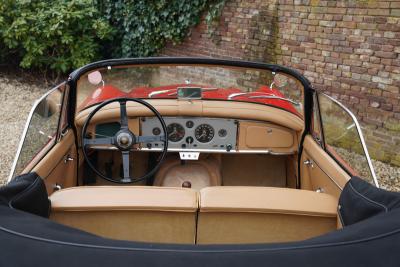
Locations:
7;85;64;182
318;93;379;188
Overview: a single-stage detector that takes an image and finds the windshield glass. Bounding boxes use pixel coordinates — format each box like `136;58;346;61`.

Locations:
76;64;304;117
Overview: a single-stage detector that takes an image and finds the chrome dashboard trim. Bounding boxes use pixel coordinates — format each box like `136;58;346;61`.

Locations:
87;146;296;155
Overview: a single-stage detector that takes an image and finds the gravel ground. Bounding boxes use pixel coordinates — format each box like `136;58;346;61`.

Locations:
0;73;399;191
0;74;48;184
372;159;400;191
334;147;400;191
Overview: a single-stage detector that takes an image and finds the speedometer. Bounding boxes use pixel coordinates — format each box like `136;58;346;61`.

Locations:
195;124;214;143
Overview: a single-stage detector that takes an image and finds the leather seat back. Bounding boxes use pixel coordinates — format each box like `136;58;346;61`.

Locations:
50;186;198;244
197;187;338;244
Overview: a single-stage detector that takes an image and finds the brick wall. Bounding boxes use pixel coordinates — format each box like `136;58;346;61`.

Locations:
163;0;400;166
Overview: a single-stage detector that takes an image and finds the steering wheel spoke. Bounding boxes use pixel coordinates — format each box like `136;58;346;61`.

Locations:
136;135;165;143
83;137;114;146
121;151;132;183
119;101;129;129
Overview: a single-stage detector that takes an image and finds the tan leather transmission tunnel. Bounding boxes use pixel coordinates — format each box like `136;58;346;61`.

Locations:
153;155;222;190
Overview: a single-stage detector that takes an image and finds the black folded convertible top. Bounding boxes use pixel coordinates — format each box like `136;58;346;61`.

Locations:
1;174;400;267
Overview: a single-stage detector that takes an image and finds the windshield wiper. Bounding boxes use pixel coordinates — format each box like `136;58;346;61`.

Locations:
227;92;300;106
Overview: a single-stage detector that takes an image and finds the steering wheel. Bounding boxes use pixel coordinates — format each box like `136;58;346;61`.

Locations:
81;98;168;184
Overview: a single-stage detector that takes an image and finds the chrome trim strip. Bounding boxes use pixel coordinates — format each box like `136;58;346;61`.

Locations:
227;92;247;100
237;150;295;155
7;87;59;183
320;93;379;188
148;89;172;98
88;146;295;155
249;95;300;106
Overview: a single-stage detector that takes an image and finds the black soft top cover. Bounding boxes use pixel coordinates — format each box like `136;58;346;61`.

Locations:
1;173;400;267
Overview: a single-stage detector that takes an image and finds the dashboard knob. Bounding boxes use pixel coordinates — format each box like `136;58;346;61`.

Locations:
186;136;194;144
152;127;161;136
226;144;232;152
182;181;192;188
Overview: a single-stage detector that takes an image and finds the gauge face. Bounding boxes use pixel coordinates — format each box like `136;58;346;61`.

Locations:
186;120;194;128
195;124;214;143
152;127;161;136
167;123;185;142
218;129;227;137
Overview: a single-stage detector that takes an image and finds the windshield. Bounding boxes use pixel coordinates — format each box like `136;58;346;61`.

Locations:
76;64;304;117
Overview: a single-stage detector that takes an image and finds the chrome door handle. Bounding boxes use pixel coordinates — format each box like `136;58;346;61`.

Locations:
316;187;325;193
53;184;62;191
303;159;314;168
64;155;74;164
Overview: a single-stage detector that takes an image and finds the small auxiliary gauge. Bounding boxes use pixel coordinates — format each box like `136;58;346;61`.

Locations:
186;120;194;128
218;129;227;137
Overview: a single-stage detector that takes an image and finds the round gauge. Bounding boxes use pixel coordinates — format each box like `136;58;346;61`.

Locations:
186;120;194;128
195;124;215;143
152;127;161;136
167;123;185;142
218;129;227;137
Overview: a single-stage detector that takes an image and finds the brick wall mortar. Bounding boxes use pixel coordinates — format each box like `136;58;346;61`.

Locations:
163;0;400;166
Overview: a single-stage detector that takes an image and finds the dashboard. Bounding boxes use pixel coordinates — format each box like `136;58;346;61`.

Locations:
141;117;237;152
93;117;298;155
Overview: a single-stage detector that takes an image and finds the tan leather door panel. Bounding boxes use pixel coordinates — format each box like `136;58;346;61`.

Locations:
301;135;350;199
32;130;77;195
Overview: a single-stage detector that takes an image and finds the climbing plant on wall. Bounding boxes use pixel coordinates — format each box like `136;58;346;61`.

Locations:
205;0;226;43
101;0;226;58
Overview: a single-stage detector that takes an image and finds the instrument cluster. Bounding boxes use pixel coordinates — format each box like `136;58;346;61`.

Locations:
141;117;237;152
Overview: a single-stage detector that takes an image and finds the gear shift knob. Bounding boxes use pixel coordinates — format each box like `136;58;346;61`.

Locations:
182;181;192;188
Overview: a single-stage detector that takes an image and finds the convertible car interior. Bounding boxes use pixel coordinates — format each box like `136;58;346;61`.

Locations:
4;58;386;251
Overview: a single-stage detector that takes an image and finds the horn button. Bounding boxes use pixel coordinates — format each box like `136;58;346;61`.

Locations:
115;131;135;150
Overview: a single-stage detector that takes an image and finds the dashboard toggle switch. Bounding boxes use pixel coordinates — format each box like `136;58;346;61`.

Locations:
179;152;200;160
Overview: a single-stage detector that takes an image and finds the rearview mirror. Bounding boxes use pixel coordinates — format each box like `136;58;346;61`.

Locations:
177;87;202;100
88;71;103;86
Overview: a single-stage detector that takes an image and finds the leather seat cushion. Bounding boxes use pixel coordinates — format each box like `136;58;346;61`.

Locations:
197;187;338;244
50;186;198;244
199;186;338;217
50;186;198;212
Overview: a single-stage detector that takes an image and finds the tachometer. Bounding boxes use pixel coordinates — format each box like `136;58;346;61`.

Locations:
195;124;214;143
167;123;185;142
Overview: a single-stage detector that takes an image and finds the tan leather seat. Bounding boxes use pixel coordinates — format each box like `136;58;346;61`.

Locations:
50;186;198;244
197;187;338;244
